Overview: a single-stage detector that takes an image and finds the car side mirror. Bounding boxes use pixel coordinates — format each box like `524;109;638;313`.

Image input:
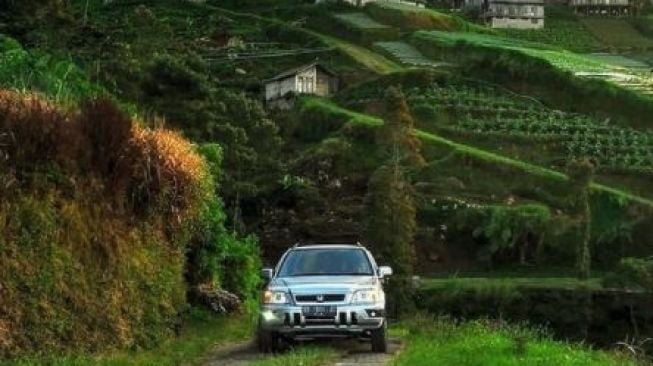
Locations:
378;266;393;278
261;268;274;281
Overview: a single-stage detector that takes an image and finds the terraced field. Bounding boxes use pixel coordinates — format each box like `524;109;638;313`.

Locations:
374;41;447;67
406;84;653;173
413;31;653;97
500;7;602;52
580;18;653;50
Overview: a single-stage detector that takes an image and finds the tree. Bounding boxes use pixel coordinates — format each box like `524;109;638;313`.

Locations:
567;158;594;280
364;86;424;313
377;86;426;169
141;56;282;232
465;204;551;267
364;165;416;278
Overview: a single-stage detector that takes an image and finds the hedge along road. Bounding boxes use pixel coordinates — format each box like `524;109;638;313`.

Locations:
202;338;403;366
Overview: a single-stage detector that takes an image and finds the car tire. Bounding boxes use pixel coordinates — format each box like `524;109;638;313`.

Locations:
371;321;387;353
257;328;279;353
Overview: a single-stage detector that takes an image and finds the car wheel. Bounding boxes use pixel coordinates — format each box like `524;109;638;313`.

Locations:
257;328;279;353
370;321;387;353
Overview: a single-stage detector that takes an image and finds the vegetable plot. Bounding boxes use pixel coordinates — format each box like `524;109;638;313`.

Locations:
407;84;653;173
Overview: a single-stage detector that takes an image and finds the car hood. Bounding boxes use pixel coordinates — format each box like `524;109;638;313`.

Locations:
269;276;378;293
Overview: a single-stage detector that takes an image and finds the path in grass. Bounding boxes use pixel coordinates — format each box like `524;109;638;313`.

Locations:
305;29;403;74
203;338;402;366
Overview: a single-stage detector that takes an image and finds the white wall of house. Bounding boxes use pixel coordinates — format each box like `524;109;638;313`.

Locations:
490;16;543;28
265;76;297;101
485;0;544;29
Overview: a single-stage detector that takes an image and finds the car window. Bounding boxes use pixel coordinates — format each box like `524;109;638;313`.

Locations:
277;248;373;277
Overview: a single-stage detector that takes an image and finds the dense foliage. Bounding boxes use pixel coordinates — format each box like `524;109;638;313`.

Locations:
0;91;210;356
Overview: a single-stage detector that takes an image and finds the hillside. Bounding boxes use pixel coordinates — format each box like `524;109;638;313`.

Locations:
2;0;653;364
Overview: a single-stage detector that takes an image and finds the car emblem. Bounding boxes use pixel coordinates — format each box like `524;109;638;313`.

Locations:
316;295;324;303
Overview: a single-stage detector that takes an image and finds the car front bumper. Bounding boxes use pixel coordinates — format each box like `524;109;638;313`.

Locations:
259;303;385;337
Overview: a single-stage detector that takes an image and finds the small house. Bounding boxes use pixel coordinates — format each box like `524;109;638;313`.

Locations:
264;62;338;110
483;0;544;29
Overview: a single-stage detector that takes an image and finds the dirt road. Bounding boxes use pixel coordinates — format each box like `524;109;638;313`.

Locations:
203;338;402;366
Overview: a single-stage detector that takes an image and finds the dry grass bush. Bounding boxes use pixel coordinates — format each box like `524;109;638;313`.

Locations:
0;90;211;357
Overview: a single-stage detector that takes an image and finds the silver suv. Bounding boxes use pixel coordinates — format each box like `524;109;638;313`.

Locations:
257;243;393;353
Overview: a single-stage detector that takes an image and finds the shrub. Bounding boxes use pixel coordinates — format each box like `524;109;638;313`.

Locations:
603;258;653;291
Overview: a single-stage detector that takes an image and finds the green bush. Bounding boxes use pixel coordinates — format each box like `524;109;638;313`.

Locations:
603;257;653;291
0;34;104;102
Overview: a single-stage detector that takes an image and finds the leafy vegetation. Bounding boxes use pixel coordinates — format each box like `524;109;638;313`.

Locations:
603;257;653;291
406;83;653;173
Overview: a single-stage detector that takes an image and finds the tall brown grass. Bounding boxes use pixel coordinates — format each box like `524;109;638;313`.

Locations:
0;90;211;357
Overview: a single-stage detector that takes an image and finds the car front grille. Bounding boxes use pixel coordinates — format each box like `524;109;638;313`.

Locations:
294;294;346;303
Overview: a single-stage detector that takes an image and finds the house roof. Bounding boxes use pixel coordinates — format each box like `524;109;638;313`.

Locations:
265;62;336;83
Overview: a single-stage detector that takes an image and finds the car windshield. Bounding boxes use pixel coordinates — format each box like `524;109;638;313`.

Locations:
277;248;374;277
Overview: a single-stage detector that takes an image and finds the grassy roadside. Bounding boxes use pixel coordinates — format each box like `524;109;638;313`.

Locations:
303;97;653;208
1;309;254;366
394;317;636;366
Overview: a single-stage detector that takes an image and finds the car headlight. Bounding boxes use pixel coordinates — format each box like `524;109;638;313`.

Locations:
352;289;383;304
263;290;289;304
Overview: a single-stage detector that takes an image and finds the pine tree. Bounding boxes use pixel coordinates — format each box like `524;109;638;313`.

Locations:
567;158;594;280
377;86;426;169
364;86;424;314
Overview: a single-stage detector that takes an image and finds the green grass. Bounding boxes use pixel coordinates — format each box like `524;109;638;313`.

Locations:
2;310;254;366
304;29;402;74
580;18;653;50
333;13;390;29
374;41;443;67
500;6;603;52
366;1;489;33
248;346;339;366
395;317;636;366
413;31;611;74
420;277;603;291
302;97;653;208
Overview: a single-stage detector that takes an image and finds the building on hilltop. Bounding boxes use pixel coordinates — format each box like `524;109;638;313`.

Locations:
264;62;338;110
569;0;633;16
482;0;544;29
315;0;425;7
